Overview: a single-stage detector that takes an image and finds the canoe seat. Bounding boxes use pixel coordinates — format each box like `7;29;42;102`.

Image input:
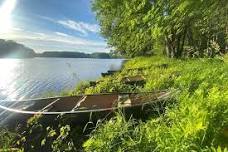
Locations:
47;96;83;112
40;98;60;112
118;95;131;107
71;96;87;111
77;94;119;109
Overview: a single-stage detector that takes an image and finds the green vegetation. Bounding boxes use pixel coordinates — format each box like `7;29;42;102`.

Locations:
92;0;227;57
0;128;18;149
82;56;228;151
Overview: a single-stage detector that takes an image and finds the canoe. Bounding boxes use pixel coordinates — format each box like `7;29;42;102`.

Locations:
0;91;170;128
101;70;118;77
122;75;146;86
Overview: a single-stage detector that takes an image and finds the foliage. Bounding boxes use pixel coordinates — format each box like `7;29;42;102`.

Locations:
92;0;228;58
16;114;85;152
83;113;142;152
71;81;91;95
83;56;228;151
0;128;18;149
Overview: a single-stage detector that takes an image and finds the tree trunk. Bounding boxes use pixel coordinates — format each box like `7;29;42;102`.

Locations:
165;36;176;58
175;34;182;58
179;26;187;57
165;36;171;57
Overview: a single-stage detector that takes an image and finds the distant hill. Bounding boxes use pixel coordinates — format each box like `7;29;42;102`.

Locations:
0;39;36;58
37;51;90;58
0;39;119;59
90;52;111;59
37;51;113;59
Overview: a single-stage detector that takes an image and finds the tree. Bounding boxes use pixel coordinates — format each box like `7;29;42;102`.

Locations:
92;0;154;57
92;0;228;58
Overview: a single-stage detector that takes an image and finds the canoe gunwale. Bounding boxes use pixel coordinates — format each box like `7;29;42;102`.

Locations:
0;90;171;115
0;90;168;102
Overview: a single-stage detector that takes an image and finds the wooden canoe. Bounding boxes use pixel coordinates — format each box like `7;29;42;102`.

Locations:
0;91;170;128
122;75;146;86
101;70;118;77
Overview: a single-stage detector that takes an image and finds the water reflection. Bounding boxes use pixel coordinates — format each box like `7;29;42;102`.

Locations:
0;58;123;100
0;59;21;100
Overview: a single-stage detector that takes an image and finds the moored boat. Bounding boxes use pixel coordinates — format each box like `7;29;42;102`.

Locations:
122;75;146;86
0;91;171;128
101;70;118;77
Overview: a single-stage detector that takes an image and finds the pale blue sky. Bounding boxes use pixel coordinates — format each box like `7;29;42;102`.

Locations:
0;0;108;53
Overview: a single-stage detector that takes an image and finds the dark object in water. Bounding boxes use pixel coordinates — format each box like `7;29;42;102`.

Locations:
122;75;145;86
101;70;118;77
0;91;170;128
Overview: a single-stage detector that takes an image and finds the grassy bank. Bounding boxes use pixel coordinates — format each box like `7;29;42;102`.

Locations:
81;56;228;151
1;56;228;151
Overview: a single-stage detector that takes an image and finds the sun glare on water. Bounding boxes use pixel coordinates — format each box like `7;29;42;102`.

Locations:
0;0;17;34
0;59;21;100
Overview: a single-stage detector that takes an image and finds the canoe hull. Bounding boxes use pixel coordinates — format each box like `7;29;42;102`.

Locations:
0;91;170;129
2;99;167;129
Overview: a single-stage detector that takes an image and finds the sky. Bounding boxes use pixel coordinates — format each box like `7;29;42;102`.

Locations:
0;0;108;53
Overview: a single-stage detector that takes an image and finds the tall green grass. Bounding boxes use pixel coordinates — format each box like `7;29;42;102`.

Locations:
83;56;228;151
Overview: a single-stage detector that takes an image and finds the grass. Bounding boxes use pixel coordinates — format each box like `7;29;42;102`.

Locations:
82;56;228;151
1;55;228;151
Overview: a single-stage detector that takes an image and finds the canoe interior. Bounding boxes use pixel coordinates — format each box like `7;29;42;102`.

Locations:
0;91;170;128
122;75;146;86
3;92;167;112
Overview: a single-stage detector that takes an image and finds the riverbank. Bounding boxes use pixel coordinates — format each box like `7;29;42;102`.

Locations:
80;56;228;151
1;56;228;151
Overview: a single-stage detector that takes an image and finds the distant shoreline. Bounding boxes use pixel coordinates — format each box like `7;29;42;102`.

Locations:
0;39;122;59
0;52;121;59
0;56;123;59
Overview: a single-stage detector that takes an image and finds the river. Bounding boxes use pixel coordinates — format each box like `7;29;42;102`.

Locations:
0;58;124;100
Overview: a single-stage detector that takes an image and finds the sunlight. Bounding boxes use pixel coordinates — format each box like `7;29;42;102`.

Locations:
0;59;19;100
0;0;17;34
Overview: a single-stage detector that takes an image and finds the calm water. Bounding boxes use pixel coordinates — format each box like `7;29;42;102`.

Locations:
0;58;124;100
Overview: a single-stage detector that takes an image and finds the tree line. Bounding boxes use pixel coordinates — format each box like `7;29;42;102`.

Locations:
0;39;118;59
37;51;114;59
92;0;228;58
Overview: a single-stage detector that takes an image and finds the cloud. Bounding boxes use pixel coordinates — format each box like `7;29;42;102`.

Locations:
0;28;108;53
57;20;99;35
55;32;70;37
36;15;56;22
37;15;100;36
